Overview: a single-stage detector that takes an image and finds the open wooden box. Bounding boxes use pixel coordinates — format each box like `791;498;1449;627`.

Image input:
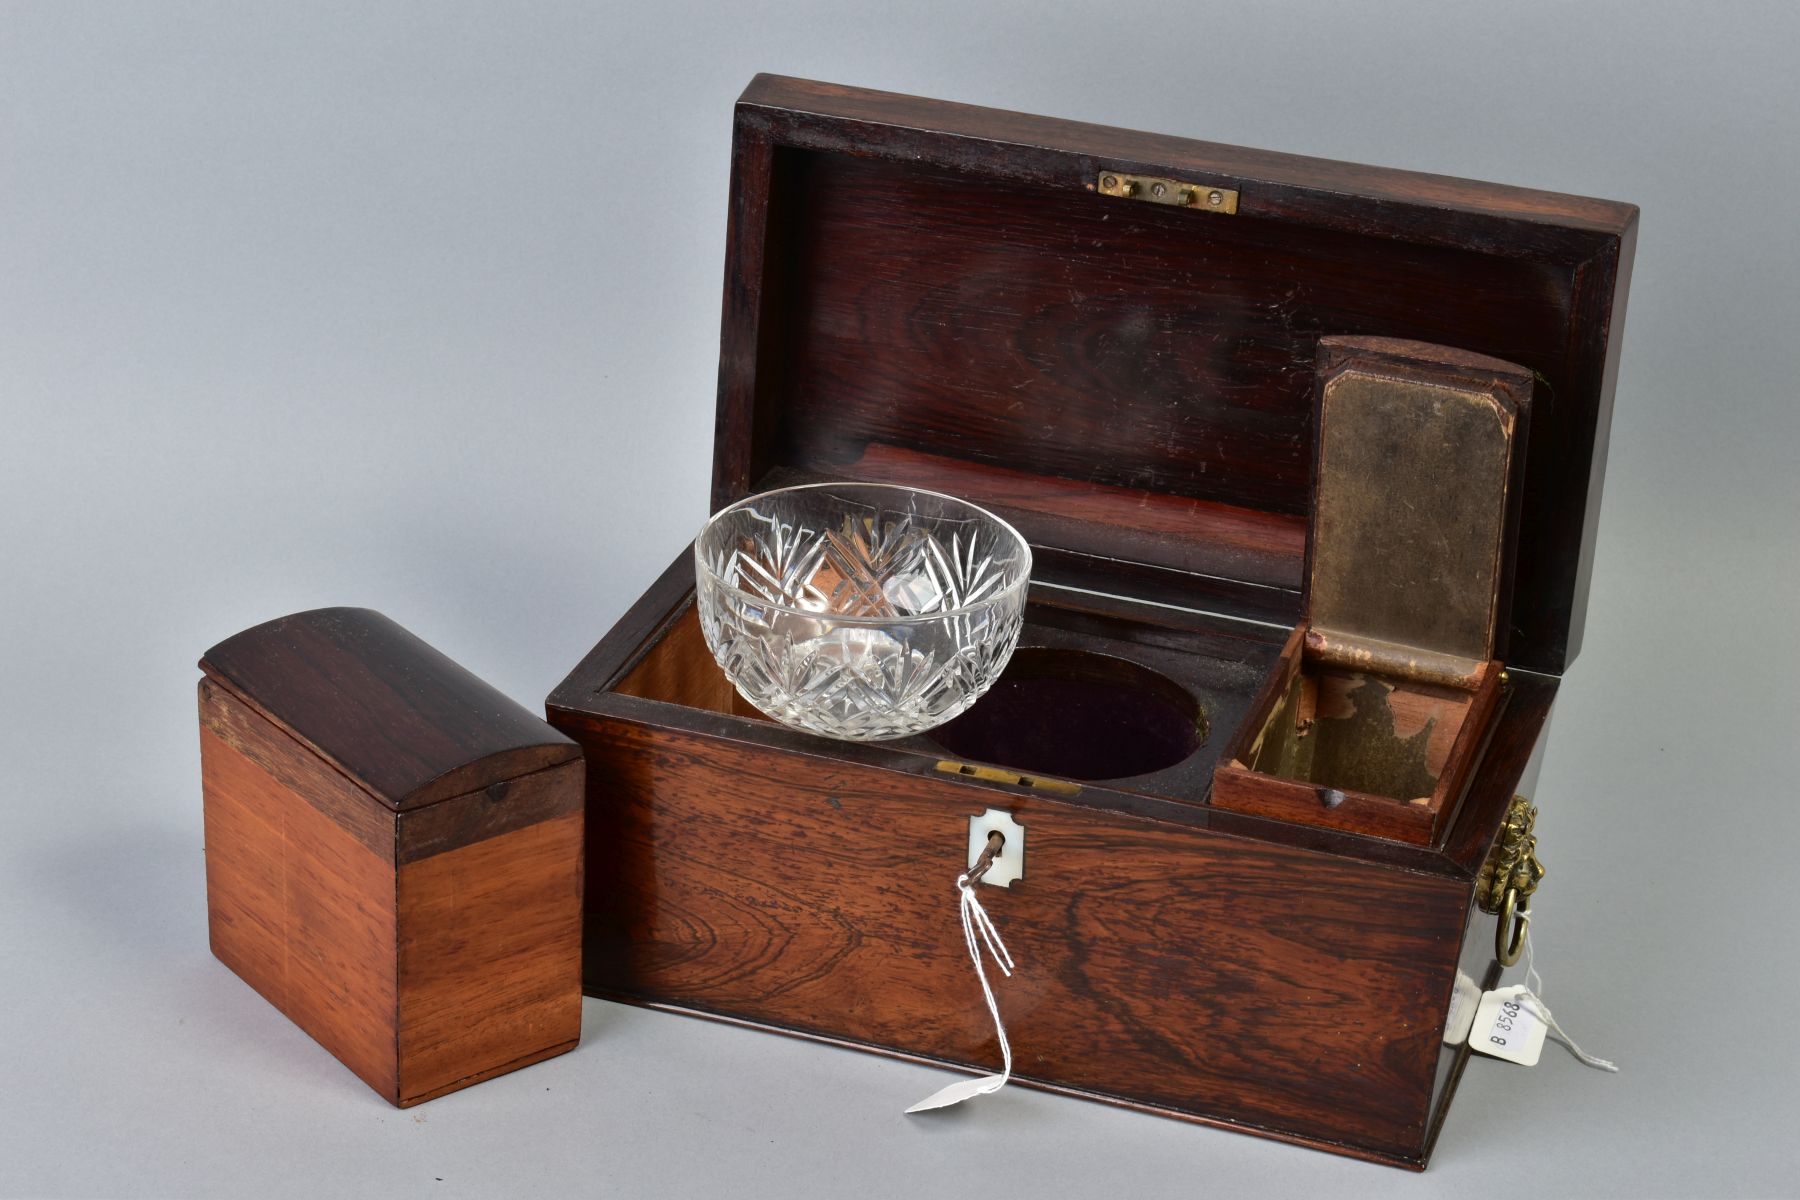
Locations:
548;75;1635;1167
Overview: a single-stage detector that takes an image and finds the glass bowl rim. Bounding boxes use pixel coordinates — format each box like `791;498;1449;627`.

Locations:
694;481;1034;627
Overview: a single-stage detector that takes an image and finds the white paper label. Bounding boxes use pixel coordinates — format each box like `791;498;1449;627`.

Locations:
1470;985;1548;1067
1443;970;1483;1046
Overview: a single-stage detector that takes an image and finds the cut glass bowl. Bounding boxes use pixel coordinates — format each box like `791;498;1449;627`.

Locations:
695;482;1032;741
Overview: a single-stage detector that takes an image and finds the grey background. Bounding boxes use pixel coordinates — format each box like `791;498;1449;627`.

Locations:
3;1;1795;1196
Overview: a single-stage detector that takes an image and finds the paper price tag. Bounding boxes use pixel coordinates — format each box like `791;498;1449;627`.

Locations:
1470;985;1548;1066
906;1073;1007;1113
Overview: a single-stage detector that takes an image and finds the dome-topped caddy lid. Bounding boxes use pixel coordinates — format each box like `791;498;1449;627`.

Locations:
200;607;578;811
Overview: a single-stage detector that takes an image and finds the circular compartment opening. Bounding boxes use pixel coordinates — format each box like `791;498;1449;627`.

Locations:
928;647;1206;781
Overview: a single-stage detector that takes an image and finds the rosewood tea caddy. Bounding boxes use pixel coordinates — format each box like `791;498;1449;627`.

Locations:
546;76;1636;1167
199;608;584;1107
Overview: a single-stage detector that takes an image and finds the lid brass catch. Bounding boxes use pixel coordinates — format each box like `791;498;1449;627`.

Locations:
936;759;1081;796
1096;171;1238;213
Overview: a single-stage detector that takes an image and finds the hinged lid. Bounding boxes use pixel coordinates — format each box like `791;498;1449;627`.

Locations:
1306;336;1532;685
713;74;1636;675
201;607;579;811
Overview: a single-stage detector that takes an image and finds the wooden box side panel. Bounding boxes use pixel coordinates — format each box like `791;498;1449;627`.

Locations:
394;761;585;1105
199;682;401;1101
571;716;1470;1161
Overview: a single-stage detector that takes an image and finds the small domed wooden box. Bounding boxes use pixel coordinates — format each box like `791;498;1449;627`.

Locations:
198;607;584;1106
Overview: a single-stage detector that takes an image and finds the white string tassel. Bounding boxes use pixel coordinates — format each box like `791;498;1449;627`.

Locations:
905;860;1016;1113
1517;911;1619;1073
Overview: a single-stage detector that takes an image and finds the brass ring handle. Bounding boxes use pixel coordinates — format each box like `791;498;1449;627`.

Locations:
1480;795;1545;967
1496;888;1530;966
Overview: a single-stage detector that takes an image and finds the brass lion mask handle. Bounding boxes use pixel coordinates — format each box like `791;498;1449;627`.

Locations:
1479;795;1546;967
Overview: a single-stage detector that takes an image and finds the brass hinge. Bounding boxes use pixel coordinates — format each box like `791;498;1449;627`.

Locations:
1096;171;1238;214
1304;628;1489;690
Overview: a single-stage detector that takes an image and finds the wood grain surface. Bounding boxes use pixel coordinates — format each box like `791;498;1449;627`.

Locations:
551;552;1561;1164
202;607;581;810
614;596;1279;807
200;612;585;1107
551;548;1540;879
201;696;402;1100
737;75;1637;235
712;75;1636;674
568;715;1472;1163
396;773;583;1105
544;75;1617;1165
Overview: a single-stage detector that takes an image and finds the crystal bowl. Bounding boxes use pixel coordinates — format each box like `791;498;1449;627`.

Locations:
694;482;1032;742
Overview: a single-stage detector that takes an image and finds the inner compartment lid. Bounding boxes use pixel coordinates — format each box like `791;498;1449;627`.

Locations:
714;74;1637;674
1308;337;1532;678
